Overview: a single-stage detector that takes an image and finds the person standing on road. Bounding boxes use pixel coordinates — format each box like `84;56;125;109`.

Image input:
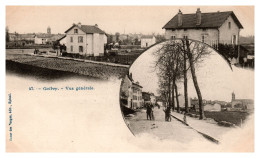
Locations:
164;106;171;122
150;104;155;120
146;104;151;120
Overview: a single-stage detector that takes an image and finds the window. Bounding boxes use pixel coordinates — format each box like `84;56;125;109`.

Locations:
79;46;83;52
74;29;78;34
228;22;231;29
202;35;205;43
78;36;83;43
232;35;236;45
70;46;73;52
171;36;176;40
70;37;73;42
183;35;188;39
184;29;187;31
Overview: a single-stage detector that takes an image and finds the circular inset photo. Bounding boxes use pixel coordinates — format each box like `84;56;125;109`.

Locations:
120;39;254;144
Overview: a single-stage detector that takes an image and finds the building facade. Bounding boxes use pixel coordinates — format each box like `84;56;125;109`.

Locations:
34;34;53;44
64;23;107;56
163;9;243;46
141;35;156;48
121;74;143;109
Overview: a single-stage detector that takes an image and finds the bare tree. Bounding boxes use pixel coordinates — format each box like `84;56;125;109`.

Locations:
181;39;189;113
185;38;211;119
154;38;211;118
154;40;184;111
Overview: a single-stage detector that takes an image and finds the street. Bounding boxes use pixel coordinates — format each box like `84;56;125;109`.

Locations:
127;107;215;144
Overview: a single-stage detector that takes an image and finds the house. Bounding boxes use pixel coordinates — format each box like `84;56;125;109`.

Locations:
142;92;157;105
141;35;156;48
142;92;151;105
64;23;107;56
150;93;156;105
121;74;143;109
34;34;53;44
204;103;221;112
162;8;243;46
231;92;254;110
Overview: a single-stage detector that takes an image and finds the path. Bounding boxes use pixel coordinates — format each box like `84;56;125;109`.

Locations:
127;108;215;144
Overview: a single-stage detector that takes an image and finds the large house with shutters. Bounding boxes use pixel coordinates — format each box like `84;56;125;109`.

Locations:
162;9;243;46
64;23;107;56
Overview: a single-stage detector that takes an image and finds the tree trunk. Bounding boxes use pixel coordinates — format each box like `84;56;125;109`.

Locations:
172;79;175;111
175;82;180;113
186;39;205;119
183;50;189;114
168;76;172;109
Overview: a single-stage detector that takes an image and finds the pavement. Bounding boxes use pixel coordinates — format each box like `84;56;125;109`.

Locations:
126;108;216;144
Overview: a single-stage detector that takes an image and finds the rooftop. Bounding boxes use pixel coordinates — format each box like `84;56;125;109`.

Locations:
65;24;106;34
163;11;243;29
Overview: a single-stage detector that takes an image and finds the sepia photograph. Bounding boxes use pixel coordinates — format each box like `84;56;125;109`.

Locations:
5;6;254;152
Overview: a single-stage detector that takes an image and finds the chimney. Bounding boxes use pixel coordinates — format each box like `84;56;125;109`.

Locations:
78;22;81;28
196;8;201;25
95;24;98;28
177;9;183;26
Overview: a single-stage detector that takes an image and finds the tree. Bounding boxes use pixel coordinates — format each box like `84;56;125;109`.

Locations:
181;40;189;114
154;40;184;111
185;38;210;119
115;32;120;42
6;26;10;42
154;38;211;118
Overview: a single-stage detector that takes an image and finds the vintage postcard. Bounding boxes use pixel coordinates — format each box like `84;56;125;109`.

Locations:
6;6;254;152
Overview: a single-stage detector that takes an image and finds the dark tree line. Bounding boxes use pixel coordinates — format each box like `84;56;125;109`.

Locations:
154;38;211;119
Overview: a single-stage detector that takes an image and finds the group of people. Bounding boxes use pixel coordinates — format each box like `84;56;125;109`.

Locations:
146;103;173;122
146;104;155;120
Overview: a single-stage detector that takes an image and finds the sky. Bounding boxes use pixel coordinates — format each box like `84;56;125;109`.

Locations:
6;6;254;36
130;42;254;102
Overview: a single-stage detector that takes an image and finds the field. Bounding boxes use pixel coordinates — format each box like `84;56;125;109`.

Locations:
190;111;251;126
6;50;129;80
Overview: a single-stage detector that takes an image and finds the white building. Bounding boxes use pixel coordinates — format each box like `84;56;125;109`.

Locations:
204;104;221;112
150;94;156;105
34;34;53;44
141;35;156;48
121;74;143;109
163;8;243;46
64;23;107;56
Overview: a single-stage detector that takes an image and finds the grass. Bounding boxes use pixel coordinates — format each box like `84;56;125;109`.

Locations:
190;111;251;126
6;52;129;80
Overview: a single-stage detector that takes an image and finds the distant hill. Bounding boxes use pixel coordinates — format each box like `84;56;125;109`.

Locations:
239;36;254;44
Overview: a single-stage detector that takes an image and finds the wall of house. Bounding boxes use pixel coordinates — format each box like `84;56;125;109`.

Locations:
219;15;240;45
86;34;93;55
66;26;87;55
35;37;46;44
165;28;219;45
141;37;156;48
65;26;106;56
92;33;106;56
131;86;143;109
